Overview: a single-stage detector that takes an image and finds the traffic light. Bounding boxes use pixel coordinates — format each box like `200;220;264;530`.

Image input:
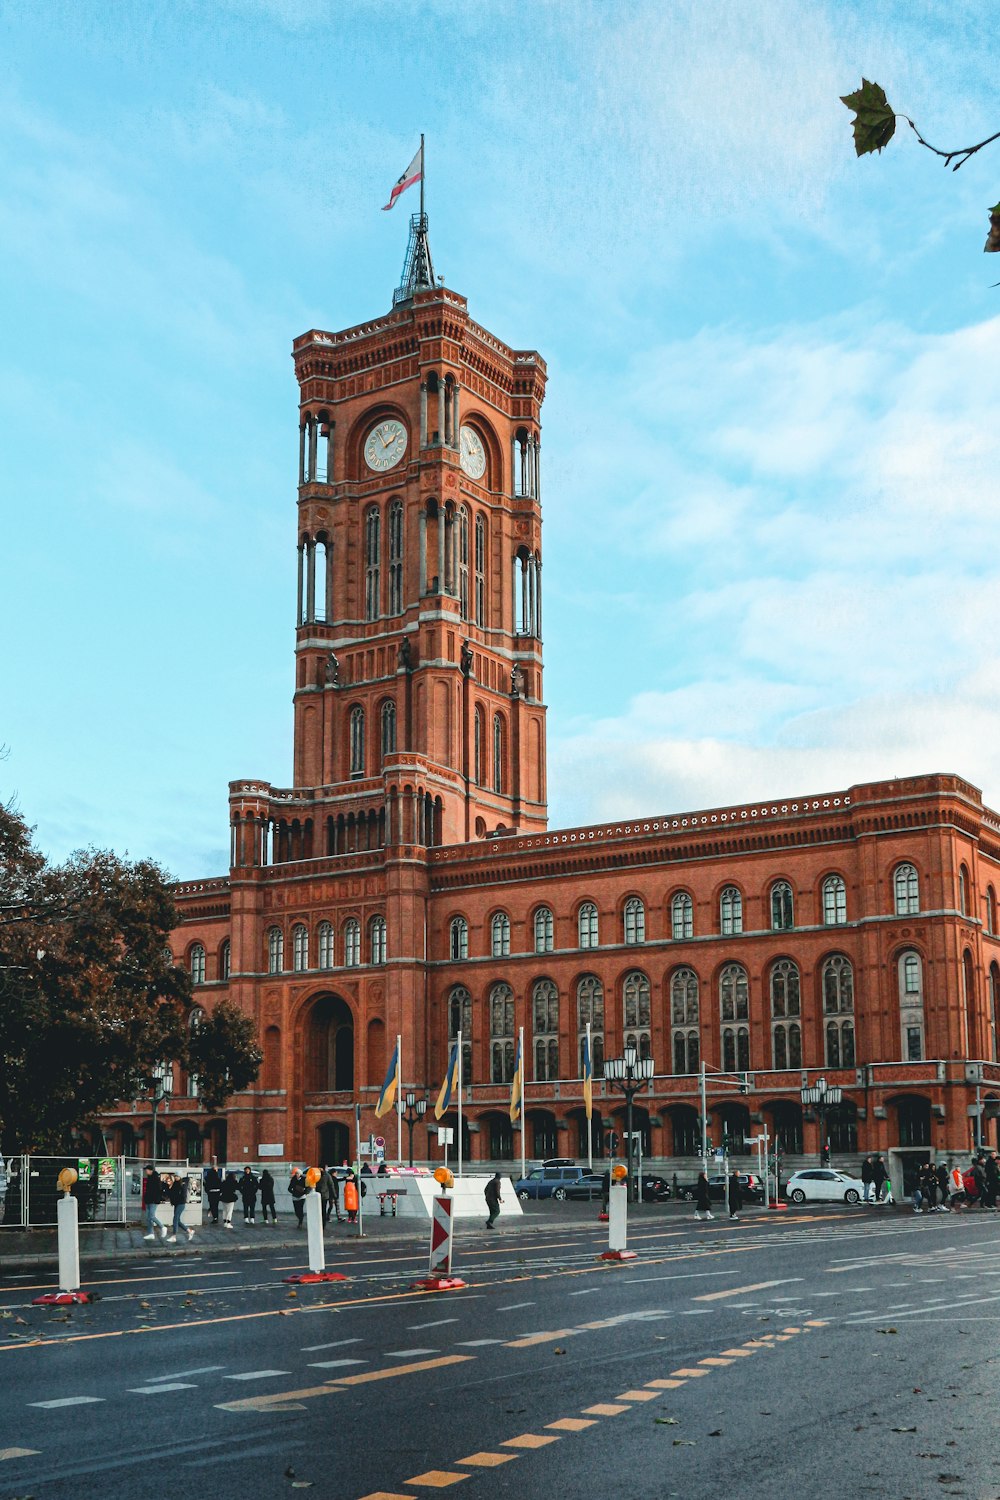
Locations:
738;1073;752;1094
606;1130;619;1155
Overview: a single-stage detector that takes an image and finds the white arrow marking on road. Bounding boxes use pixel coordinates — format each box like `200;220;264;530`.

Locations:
408;1318;459;1329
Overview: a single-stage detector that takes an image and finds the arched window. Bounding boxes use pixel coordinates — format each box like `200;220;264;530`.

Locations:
624;898;646;945
218;939;230;981
532;978;559;1081
990;962;1000;1062
343;918;361;968
474;513;487;627
671;891;693;940
492;713;505;795
822;874;847;925
449;916;468;961
388;500;403;615
190;944;206;985
623;970;651;1059
578;902;599;949
534;907;554;954
188;1006;205;1097
473;706;484;786
350;706;365;778
770;960;801;1069
988;886;997;937
577;975;604;1075
894;862;920;916
380;701;396;763
490;982;516;1083
292;923;308;972
449;985;472;1083
959;863;970;917
720;962;749;1072
720;886;742;936
670;968;700;1075
365;505;380;620
267;926;283;974
491;912;511;958
824;957;855;1066
898;949;924;1060
457;505;470;620
370;916;387;966
770;880;793;931
317;921;334;970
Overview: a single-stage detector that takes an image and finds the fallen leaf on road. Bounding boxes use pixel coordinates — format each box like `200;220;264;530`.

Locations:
917;1453;943;1459
655;1418;679;1425
672;1439;696;1446
891;1427;917;1433
291;1483;313;1489
708;1429;722;1437
876;1327;898;1335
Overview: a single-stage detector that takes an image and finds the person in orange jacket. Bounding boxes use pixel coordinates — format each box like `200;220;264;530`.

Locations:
343;1172;359;1222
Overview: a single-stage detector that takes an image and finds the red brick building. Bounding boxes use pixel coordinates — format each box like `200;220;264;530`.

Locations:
105;222;1000;1182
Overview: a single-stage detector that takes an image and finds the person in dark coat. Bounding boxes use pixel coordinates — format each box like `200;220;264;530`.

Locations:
936;1160;951;1211
260;1169;277;1224
165;1171;193;1243
860;1155;874;1204
204;1166;222;1225
694;1171;714;1222
985;1152;1000;1209
873;1155;889;1203
600;1169;610;1215
289;1167;307;1228
220;1170;239;1229
239;1166;259;1224
142;1165;166;1240
484;1172;503;1229
727;1170;743;1221
317;1167;335;1226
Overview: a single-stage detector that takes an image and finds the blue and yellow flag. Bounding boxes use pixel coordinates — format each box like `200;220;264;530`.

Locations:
583;1028;593;1120
374;1040;399;1120
509;1035;523;1124
434;1041;459;1121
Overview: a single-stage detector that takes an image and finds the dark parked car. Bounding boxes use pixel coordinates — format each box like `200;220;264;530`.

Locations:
564;1172;605;1201
515;1166;595;1200
639;1174;672;1202
676;1172;763;1204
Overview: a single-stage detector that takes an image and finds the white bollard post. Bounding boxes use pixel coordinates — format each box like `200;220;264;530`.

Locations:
57;1193;81;1293
600;1172;637;1262
305;1189;325;1274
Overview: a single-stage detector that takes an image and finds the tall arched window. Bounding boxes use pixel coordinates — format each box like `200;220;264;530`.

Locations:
292;923;308;972
823;955;855;1067
770;959;801;1069
898;949;924;1059
770;880;793;931
720;886;742;936
671;967;699;1075
317;921;334;969
449;916;468;961
822;874;847;925
492;713;505;794
365;505;380;620
623;970;651;1059
959;863;970;917
990;961;1000;1062
190;943;206;985
188;1006;204;1097
474;514;486;627
534;907;553;954
577;975;604;1075
267;926;283;974
388;499;403;615
671;891;693;940
988;885;998;937
490;982;516;1083
624;897;646;945
491;912;511;958
370;916;387;965
350;706;365;778
344;918;360;968
473;707;484;786
532;978;559;1080
449;985;473;1082
578;902;599;949
720;962;750;1072
457;505;469;620
218;939;230;981
894;863;920;916
380;701;396;763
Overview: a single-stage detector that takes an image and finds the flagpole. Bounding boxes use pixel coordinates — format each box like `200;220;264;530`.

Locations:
519;1025;526;1184
586;1022;593;1173
457;1028;463;1181
396;1032;402;1166
419;131;425;220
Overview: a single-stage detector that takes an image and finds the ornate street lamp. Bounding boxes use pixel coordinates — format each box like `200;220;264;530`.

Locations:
801;1075;841;1167
400;1090;428;1168
148;1062;173;1163
604;1042;655;1203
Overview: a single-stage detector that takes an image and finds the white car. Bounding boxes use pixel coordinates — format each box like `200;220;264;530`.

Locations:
785;1169;864;1205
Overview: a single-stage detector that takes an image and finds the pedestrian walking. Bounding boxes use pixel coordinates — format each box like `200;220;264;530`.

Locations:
948;1161;965;1209
600;1169;610;1216
693;1171;714;1222
204;1165;222;1225
289;1167;307;1229
861;1155;874;1204
872;1155;888;1203
343;1171;360;1223
260;1169;277;1224
911;1167;924;1213
936;1160;952;1211
317;1166;335;1226
484;1172;503;1229
984;1152;1000;1209
220;1170;239;1228
239;1166;260;1224
921;1161;938;1212
165;1171;194;1243
142;1165;166;1241
727;1169;742;1221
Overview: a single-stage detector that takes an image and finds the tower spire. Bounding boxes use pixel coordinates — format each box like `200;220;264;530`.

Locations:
393;134;435;305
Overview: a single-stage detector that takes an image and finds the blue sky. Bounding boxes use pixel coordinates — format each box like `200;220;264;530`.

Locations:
2;0;999;879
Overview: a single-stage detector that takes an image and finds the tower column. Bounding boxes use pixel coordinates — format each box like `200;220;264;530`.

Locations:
308;418;317;482
420;381;428;447
306;540;316;623
451;382;460;448
298;424;306;485
437;508;446;592
510;436;518;496
326;421;335;483
325;540;335;620
535;556;542;641
521;555;528;636
419;509;427;595
437;381;445;446
296;541;304;625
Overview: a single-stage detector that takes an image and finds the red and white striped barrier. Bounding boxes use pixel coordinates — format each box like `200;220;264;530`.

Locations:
411;1193;466;1291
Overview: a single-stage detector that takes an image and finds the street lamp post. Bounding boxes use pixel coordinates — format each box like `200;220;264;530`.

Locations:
400;1090;428;1168
604;1043;655;1203
801;1076;841;1167
149;1063;173;1163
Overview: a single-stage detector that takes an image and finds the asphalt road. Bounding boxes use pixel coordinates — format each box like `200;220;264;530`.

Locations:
2;1203;1000;1500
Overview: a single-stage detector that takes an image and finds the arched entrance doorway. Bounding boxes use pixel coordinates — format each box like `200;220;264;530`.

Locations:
319;1121;352;1166
304;995;355;1092
529;1109;559;1159
568;1107;604;1160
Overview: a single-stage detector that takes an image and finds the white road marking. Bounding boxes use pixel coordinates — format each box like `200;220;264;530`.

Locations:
301;1338;364;1352
384;1348;437;1357
224;1370;290;1381
408;1318;459;1329
0;1447;40;1460
129;1383;199;1394
30;1397;105;1409
569;1288;601;1296
307;1359;366;1369
147;1366;224;1382
456;1339;504;1346
498;1302;535;1311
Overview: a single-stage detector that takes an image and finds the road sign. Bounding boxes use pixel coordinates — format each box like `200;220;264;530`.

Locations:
429;1195;454;1274
374;1135;386;1149
438;1127;454;1146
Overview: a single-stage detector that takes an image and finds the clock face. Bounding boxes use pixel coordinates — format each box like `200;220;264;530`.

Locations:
459;424;487;481
364;419;407;472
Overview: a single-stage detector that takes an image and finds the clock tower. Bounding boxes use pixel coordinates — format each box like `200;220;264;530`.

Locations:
280;215;547;854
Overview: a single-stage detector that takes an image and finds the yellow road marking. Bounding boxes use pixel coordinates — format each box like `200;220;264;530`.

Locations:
782;1326;802;1334
700;1357;733;1367
404;1470;468;1488
501;1434;559;1449
617;1389;659;1400
720;1348;756;1357
217;1382;340;1413
357;1492;412;1499
217;1356;472;1412
772;1334;794;1341
546;1418;596;1431
805;1319;828;1327
334;1357;472;1387
695;1279;795;1301
0;1448;40;1461
506;1329;579;1348
671;1367;709;1378
457;1452;518;1467
647;1378;686;1389
741;1340;774;1349
583;1403;629;1415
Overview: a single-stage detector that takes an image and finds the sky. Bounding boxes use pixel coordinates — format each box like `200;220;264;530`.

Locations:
2;0;999;880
